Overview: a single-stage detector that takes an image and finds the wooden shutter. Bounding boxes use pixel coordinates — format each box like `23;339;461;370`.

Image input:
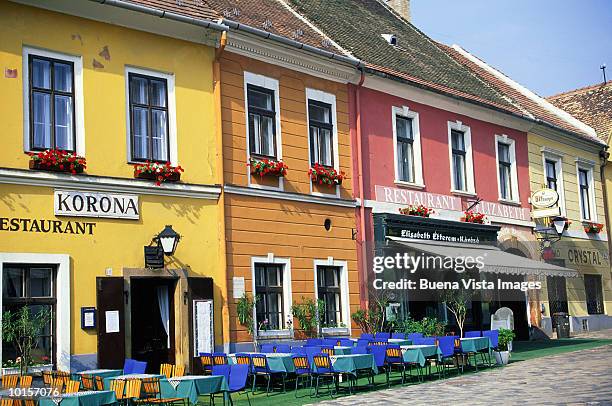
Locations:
96;277;126;369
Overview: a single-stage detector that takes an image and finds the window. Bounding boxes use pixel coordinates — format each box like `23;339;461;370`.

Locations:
498;142;513;200
2;265;56;364
451;130;467;191
254;264;284;330
28;55;75;151
395;116;414;183
584;274;604;315
317;266;342;327
308;100;333;167
545;159;558;190
128;73;170;162
247;85;276;158
578;168;593;220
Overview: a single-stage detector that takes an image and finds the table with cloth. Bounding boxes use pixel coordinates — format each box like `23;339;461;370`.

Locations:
228;352;295;373
400;345;442;367
39;391;116;406
73;369;123;381
323;354;378;376
388;338;412;346
103;373;164;390
307;345;353;355
460;337;492;354
160;375;228;405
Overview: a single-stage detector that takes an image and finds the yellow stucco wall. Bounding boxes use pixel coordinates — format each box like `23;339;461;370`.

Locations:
0;2;226;363
528;132;611;318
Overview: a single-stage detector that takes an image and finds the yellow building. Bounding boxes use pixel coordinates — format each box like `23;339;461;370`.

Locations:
0;1;228;372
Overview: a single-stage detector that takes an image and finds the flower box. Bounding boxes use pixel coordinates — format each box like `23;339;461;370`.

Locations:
398;205;434;217
133;162;183;186
249;158;288;178
28;149;86;174
461;210;486;224
583;221;604;234
309;163;345;186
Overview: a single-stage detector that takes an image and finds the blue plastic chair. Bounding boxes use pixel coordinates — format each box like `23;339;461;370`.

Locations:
304;347;321;368
212;352;228;365
305;338;322;347
123;359;135;374
275;344;291;353
464;330;482;338
311;353;339;397
407;332;424;342
374;332;391;340
483;330;499;348
199;352;214;374
322;338;337;347
384;345;406;386
360;333;374;340
291;355;312;397
391;332;405;339
291;346;306;355
437;336;459;377
367;345;387;370
260;344;275;353
131;360;147;374
413;337;436;345
352;346;368;354
356;338;371;347
251;354;285;395
338;338;354;347
228;364;251;405
209;365;231;404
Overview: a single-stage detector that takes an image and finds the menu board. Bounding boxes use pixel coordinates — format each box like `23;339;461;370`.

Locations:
193;300;214;356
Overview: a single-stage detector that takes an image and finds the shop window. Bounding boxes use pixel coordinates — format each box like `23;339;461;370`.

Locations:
128;73;170;162
317;266;342;327
28;55;75;151
584;274;604;315
254;264;284;330
308;100;334;167
2;265;56;364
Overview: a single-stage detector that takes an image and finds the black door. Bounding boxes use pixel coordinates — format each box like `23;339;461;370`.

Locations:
96;277;126;369
547;276;569;327
187;277;214;374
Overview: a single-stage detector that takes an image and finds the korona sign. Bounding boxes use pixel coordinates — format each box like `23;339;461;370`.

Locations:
54;190;139;220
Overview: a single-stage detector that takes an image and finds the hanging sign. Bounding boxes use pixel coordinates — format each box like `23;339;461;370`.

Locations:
54;190;139;220
532;206;561;219
531;188;559;209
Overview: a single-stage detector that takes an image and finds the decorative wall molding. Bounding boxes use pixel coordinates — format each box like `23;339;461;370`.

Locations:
224;184;357;207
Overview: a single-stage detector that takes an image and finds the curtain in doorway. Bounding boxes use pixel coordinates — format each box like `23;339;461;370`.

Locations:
156;285;170;348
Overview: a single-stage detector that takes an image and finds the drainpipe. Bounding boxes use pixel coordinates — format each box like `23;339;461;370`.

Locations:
599;147;612;258
355;70;368;310
213;32;231;354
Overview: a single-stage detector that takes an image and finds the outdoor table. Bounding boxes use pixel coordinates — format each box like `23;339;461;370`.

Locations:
74;369;123;380
103;373;164;390
160;375;229;405
228;352;295;373
39;390;116;406
322;354;378;376
388;338;412;346
333;346;353;355
460;337;492;354
400;345;442;367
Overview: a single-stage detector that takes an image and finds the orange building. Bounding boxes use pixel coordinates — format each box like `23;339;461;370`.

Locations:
217;23;362;350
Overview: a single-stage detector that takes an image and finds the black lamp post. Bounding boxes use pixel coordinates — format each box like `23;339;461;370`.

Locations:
157;225;181;256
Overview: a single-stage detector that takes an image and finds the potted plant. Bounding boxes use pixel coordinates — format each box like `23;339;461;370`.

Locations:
461;210;486;224
398;204;434;217
583;221;604;234
236;293;258;350
28;149;86;174
493;328;516;366
291;297;322;339
309;163;345;186
248;157;288;178
2;306;52;375
133;161;184;186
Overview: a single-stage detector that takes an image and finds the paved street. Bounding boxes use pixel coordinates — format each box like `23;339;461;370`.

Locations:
310;344;612;406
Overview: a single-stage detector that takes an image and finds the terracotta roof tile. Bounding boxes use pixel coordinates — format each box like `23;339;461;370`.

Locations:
124;0;219;21
547;81;612;142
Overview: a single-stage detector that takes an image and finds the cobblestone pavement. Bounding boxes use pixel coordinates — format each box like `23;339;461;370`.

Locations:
310;344;612;406
573;328;612;339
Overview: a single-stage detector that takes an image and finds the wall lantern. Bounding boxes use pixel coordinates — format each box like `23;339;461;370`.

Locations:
158;225;181;256
552;217;568;236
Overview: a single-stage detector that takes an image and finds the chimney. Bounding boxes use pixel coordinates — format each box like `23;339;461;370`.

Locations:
385;0;410;22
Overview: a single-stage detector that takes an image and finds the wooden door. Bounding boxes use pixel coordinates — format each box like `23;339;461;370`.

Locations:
187;277;213;374
96;277;126;369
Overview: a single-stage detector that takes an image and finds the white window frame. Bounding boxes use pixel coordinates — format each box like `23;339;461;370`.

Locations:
244;72;283;191
392;106;424;188
447;121;475;195
125;66;178;166
576;159;597;222
313;258;350;335
495;134;520;204
541;150;566;217
0;253;71;371
306;88;340;198
23;47;85;156
251;254;292;338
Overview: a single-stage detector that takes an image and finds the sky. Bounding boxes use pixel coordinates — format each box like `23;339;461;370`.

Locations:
412;0;612;97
